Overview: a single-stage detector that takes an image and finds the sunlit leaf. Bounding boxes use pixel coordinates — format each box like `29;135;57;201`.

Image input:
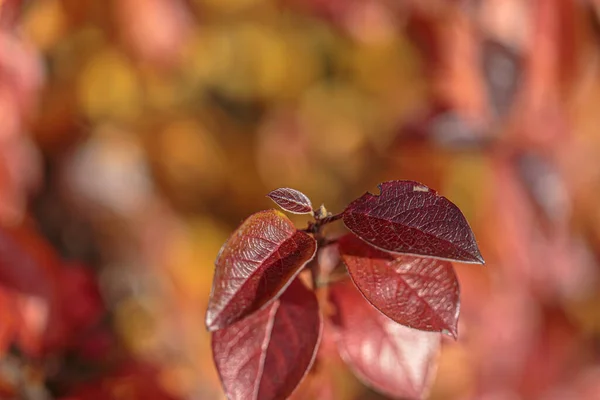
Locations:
329;279;441;400
342;180;484;264
267;187;313;214
212;279;321;400
206;210;317;331
339;234;460;338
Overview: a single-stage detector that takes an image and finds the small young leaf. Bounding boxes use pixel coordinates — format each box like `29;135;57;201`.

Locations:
339;234;460;338
329;279;441;400
267;188;313;214
212;279;321;400
206;210;317;331
342;180;484;264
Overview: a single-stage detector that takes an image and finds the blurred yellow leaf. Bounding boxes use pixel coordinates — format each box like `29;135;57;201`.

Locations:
77;48;142;120
22;0;67;51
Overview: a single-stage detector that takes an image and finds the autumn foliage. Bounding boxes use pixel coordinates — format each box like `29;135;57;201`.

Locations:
3;0;600;399
206;182;484;399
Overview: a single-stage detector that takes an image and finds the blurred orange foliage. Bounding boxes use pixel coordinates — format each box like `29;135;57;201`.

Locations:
0;0;600;398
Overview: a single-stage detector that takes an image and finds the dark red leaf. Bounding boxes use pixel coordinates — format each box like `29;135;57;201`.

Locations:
329;279;441;400
206;210;317;331
267;188;313;214
58;263;104;333
342;180;484;264
212;279;321;400
339;234;460;338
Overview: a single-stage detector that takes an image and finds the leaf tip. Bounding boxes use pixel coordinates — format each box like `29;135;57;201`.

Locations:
205;311;219;332
472;249;485;265
441;327;458;340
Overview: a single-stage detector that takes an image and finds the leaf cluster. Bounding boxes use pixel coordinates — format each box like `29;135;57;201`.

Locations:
206;181;484;400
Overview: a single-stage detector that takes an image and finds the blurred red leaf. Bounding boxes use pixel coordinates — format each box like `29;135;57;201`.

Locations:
0;288;18;354
0;33;44;117
339;233;460;338
329;279;441;400
488;156;596;301
206;210;317;331
267;187;313;214
518;306;580;399
58;263;103;334
212;279;321;400
342;181;484;264
0;224;106;356
0;0;23;29
0;224;56;297
0;225;59;355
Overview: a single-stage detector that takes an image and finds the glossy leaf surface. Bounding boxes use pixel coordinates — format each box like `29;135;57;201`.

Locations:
342;180;484;264
267;188;313;214
339;234;460;338
212;279;321;400
329;279;441;400
206;210;317;331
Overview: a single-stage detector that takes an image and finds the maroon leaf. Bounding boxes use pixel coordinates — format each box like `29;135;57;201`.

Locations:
329;279;441;400
206;210;317;331
339;234;460;338
212;279;322;400
342;180;484;264
267;188;313;214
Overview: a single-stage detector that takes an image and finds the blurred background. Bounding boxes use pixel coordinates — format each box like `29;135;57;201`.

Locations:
1;0;600;398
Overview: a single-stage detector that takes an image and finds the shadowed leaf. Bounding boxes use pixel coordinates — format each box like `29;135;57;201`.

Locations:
206;210;317;331
267;188;313;214
329;279;441;400
342;180;484;264
212;279;321;400
482;39;522;120
339;234;460;338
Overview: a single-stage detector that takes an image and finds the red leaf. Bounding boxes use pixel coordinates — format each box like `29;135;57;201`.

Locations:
267;188;313;214
0;224;56;298
0;0;24;29
0;224;64;355
212;279;321;400
58;263;104;333
339;234;460;338
329;279;441;400
342;180;484;264
0;288;17;354
206;210;317;331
